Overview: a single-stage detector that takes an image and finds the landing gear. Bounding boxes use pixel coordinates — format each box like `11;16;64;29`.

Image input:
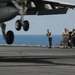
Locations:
23;20;29;31
15;20;21;31
1;23;6;39
12;0;30;32
0;0;30;44
15;20;29;31
6;31;14;44
1;23;14;44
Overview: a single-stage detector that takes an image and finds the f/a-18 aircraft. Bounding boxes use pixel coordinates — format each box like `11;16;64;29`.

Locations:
0;0;75;44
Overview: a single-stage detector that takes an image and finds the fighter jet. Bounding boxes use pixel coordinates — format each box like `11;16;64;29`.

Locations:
0;0;75;44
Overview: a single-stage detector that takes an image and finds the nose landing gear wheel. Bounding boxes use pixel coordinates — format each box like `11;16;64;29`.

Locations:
23;20;29;31
6;31;14;44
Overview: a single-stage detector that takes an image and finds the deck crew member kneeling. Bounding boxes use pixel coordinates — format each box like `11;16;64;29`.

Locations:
46;29;52;48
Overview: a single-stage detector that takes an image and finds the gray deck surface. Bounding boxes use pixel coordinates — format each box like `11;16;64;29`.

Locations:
0;45;75;75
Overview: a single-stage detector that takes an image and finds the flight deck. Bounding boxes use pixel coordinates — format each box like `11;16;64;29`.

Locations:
0;45;75;75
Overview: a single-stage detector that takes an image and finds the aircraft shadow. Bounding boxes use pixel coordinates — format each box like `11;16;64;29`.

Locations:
0;57;75;66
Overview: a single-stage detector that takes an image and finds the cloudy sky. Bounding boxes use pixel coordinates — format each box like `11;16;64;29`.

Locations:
4;0;75;35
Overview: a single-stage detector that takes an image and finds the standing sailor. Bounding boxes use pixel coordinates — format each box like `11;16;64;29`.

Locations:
71;29;75;47
46;29;52;48
62;28;69;48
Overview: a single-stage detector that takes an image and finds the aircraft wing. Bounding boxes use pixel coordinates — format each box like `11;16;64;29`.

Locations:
43;0;75;8
1;0;75;15
26;0;75;15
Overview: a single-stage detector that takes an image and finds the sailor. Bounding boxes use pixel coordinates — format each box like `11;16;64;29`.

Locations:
71;29;75;47
46;29;52;48
62;28;69;48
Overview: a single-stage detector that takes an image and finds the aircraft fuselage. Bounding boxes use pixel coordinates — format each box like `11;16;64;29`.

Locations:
0;0;10;3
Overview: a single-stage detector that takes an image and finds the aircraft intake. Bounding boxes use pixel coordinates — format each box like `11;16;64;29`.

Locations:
0;6;18;22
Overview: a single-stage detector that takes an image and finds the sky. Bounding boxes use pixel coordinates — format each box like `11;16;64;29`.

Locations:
3;0;75;35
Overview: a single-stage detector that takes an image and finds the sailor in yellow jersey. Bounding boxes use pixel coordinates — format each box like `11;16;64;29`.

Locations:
62;28;69;48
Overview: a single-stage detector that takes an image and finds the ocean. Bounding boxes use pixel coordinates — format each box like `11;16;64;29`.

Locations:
0;35;63;46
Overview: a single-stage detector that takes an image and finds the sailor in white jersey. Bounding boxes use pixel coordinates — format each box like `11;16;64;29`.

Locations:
46;29;52;48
